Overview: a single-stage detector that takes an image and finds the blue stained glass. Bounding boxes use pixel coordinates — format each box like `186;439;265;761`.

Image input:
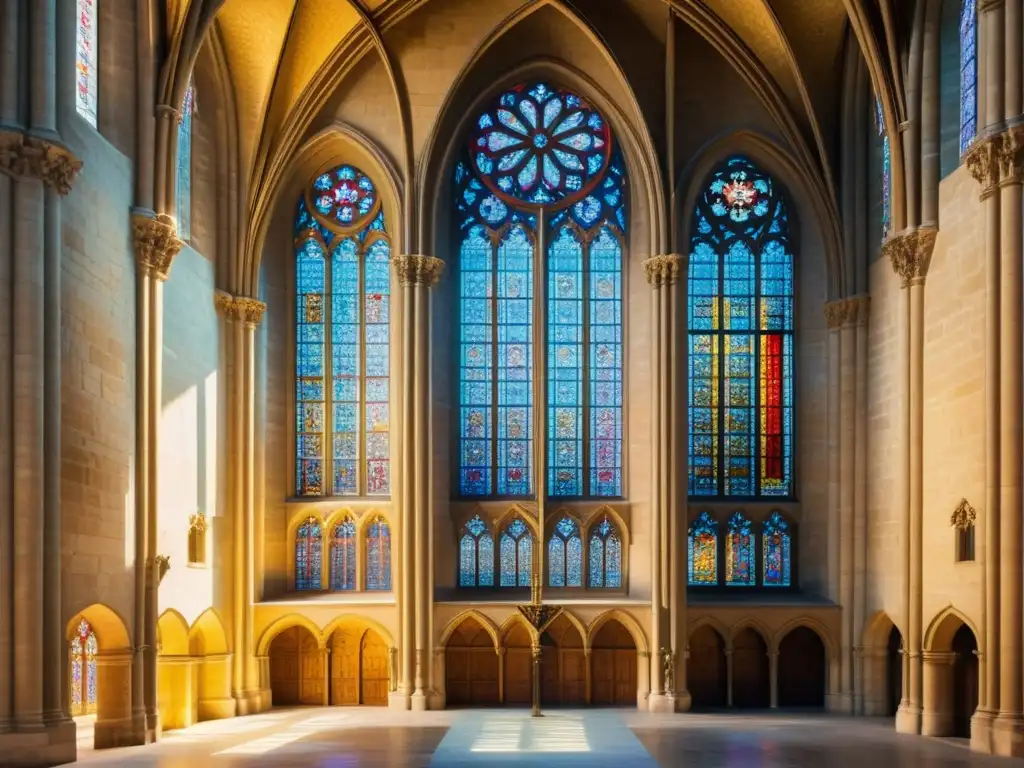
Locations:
688;512;718;586
548;516;582;587
175;83;194;241
688;157;794;498
333;239;360;495
725;511;756;586
365;515;391;590
762;511;792;587
959;0;977;155
459;226;494;496
548;227;583;497
330;518;357;590
295;518;322;590
365;238;391;495
500;517;532;587
459;515;494;587
589;227;622;497
588;516;621;588
296;234;326;496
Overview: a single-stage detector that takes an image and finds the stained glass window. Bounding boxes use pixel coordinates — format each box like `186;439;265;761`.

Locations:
365;515;392;591
725;511;756;586
330;516;357;591
876;99;891;241
762;511;792;587
176;83;195;242
295;164;391;498
459;515;495;587
548;516;583;587
959;0;978;155
499;517;533;587
687;156;794;498
688;512;718;586
588;515;622;588
69;618;97;716
456;81;625;499
76;0;97;127
295;517;322;591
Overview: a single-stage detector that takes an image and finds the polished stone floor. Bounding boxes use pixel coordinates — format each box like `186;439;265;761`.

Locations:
73;708;1021;767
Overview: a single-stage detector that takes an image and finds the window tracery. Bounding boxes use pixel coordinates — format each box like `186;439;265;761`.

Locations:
295;516;322;591
725;511;756;586
499;517;534;587
588;515;622;589
459;515;495;587
688;512;719;586
330;516;357;591
959;0;977;155
365;514;392;591
75;0;97;127
688;509;795;588
548;516;583;588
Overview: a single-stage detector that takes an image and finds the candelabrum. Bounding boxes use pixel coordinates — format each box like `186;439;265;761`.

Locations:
517;570;563;717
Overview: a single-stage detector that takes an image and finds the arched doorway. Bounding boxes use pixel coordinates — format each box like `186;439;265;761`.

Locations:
778;627;826;707
326;625;389;706
445;617;499;706
503;622;533;706
886;625;903;717
732;628;769;708
269;625;322;706
540;615;585;707
591;619;637;706
688;625;727;709
952;625;979;738
360;629;389;705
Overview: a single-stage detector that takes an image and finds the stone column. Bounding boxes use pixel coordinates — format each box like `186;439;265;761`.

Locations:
921;651;957;737
769;650;779;709
725;648;734;708
642;253;687;712
852;295;870;713
840;304;856;711
393;254;444;711
825;302;842;605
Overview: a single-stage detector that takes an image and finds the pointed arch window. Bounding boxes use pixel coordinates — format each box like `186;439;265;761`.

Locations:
688;156;794;498
459;515;495;587
499;517;534;587
70;618;98;716
959;0;978;154
688;512;718;586
295;517;322;591
176;82;196;242
330;516;357;591
75;0;97;127
365;515;392;591
548;516;583;587
295;164;391;499
762;511;793;587
725;511;756;586
588;516;622;588
875;100;891;241
455;81;626;500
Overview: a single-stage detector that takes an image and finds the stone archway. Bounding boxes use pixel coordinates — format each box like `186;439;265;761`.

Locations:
590;618;636;706
688;624;727;709
445;616;499;707
778;626;826;708
503;622;534;706
540;614;585;707
269;625;323;706
732;627;770;709
922;609;980;737
860;611;903;717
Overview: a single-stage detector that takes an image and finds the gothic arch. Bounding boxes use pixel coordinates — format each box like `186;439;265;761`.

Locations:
439;610;501;650
863;609;905;649
321;614;396;649
586;609;648;654
924;606;981;652
583;505;630;548
256;614;325;655
773;617;838;660
189;608;230;655
494;505;541;541
729;617;772;649
65;603;132;652
156;609;191;656
552;609;589;651
498;612;540;647
688;616;731;648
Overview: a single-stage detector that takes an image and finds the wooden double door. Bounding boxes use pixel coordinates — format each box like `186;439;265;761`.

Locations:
505;617;587;707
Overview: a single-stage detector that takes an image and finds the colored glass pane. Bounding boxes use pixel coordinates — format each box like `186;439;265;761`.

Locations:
725;512;756;586
548;516;582;587
70;618;97;715
330;518;357;591
588;516;621;588
589;227;623;497
687;156;794;498
960;0;978;155
876;99;891;241
499;517;532;587
548;226;583;497
295;518;322;591
688;512;718;586
294;164;391;497
365;516;391;590
76;0;97;127
762;511;792;587
176;83;194;241
459;515;494;587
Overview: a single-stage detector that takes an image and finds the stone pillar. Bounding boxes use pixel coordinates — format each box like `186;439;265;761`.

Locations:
214;292;266;715
642;254;688;712
852;296;870;713
393;254;444;711
921;651;957;737
725;648;734;708
769;650;779;709
885;226;937;734
92;652;138;749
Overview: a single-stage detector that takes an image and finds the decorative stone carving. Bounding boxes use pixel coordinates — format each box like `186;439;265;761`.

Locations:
661;647;675;695
643;254;683;287
965;135;1000;192
132;211;183;280
846;295;871;327
823;300;848;330
950;497;977;531
214;290;235;318
0;128;83;195
213;291;267;327
979;0;1005;11
152;555;171;585
999;125;1024;183
885;228;937;288
394;254;445;286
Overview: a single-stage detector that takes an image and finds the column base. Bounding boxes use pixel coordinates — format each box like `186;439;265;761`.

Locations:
427;691;446;711
0;720;77;766
921;708;952;737
145;710;162;743
410;691;428;712
95;713;153;749
894;703;922;735
198;696;238;721
648;693;675;713
971;708;997;753
825;692;855;714
388;691;411;710
991;713;1024;757
232;690;263;716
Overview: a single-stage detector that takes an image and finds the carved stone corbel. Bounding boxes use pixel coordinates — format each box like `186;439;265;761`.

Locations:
950;498;977;531
0;128;84;195
132;211;183;280
394;254;445;286
999;125;1024;185
846;295;871;327
642;253;683;288
965;135;1001;195
884;228;937;289
823;299;848;330
213;291;267;327
152;555;171;586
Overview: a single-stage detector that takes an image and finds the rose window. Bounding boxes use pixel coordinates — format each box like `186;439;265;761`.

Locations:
307;165;379;231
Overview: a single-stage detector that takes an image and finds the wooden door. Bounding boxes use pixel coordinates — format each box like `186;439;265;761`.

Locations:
543;616;585;706
952;625;979;738
445;618;499;706
540;634;560;706
732;628;769;708
591;620;636;706
269;627;302;706
360;630;389;706
299;632;323;705
689;626;727;708
503;624;533;705
330;629;359;705
778;627;826;707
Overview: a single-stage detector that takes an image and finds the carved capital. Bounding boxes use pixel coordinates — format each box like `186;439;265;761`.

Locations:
132;211;183;280
823;299;848;330
517;603;563;634
846;295;871;327
979;0;1004;10
394;254;444;287
643;254;683;287
965;135;1001;193
214;291;267;327
0;128;83;195
885;228;937;288
999;125;1024;184
152;555;171;586
950;497;977;531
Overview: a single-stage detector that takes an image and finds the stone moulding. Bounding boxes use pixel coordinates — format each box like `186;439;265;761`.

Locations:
643;253;683;287
394;254;445;286
882;227;937;289
214;290;268;327
950;498;977;531
0;128;83;195
132;211;183;280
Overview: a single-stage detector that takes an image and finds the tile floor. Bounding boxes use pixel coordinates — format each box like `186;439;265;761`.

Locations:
72;708;1020;767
